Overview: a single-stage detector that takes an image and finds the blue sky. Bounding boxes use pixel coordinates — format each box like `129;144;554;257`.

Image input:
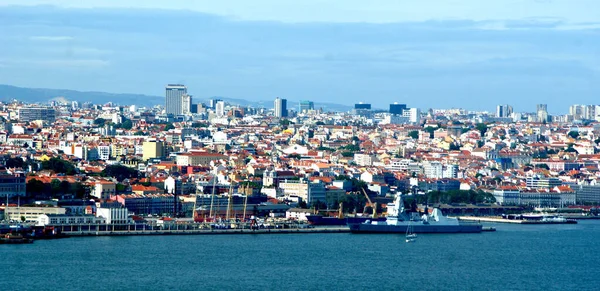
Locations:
0;1;598;112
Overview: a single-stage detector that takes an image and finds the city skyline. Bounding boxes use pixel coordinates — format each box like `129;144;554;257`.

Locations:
0;2;598;112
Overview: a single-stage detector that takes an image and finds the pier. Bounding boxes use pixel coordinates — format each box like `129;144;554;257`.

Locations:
458;216;577;224
63;227;350;236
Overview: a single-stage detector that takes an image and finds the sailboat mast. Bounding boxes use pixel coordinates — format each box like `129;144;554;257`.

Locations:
242;184;248;222
226;181;234;220
208;175;216;220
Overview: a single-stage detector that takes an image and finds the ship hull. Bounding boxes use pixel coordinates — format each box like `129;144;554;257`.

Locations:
348;223;482;234
307;215;386;226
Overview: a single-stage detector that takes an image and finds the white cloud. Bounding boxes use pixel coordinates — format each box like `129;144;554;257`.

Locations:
29;36;74;41
2;0;599;24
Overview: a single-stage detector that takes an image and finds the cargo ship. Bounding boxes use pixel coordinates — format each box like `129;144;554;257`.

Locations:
348;194;482;234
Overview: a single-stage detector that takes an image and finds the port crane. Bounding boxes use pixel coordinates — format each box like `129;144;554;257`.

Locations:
361;187;377;218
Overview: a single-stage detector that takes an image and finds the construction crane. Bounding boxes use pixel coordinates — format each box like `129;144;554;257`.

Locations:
361;187;377;218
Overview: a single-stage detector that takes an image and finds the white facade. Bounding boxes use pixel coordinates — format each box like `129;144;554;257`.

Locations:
37;214;106;226
279;180;326;204
6;207;66;223
404;108;421;124
423;161;443;179
98;145;111;161
96;207;129;224
354;153;374;166
215;101;225;117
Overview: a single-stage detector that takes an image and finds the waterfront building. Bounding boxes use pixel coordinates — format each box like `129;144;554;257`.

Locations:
575;184;600;204
115;194;175;216
5;206;66;223
278;179;326;204
0;171;26;198
37;214;105;226
96;207;129;224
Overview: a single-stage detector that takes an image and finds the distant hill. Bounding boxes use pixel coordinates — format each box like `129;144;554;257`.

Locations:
0;84;163;106
0;84;353;112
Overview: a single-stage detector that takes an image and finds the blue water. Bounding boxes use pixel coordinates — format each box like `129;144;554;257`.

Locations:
2;221;599;291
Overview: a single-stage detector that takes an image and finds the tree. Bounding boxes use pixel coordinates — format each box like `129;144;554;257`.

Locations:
5;157;24;168
26;178;46;195
475;123;488;136
567;131;579;139
41;158;77;175
121;119;133;130
536;164;550;170
191;122;208;128
134;130;146;136
102;165;140;181
59;180;71;194
424;126;436;138
315;121;325;126
94;118;106;126
408;131;419;139
164;123;175;131
50;179;61;195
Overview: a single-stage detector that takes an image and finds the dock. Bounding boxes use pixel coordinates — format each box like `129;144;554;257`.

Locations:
458;216;577;224
63;227;350;237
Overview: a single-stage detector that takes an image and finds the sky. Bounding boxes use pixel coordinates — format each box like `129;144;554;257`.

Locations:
0;0;598;112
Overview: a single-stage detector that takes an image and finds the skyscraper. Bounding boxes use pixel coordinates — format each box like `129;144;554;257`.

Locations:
496;104;513;118
181;94;192;115
389;103;407;115
536;104;548;123
215;100;226;117
274;97;287;118
299;100;314;113
165;84;187;115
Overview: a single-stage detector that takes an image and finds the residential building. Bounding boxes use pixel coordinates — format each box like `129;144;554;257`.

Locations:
18;107;56;123
142;140;165;161
175;152;227;166
93;181;116;200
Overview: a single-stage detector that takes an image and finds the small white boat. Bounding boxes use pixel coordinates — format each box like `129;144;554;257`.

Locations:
406;222;417;243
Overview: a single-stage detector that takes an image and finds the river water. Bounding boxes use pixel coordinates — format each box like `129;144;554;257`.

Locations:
2;221;599;291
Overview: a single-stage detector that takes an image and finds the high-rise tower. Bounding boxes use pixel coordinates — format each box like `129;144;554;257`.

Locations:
274;97;288;118
165;84;187;115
